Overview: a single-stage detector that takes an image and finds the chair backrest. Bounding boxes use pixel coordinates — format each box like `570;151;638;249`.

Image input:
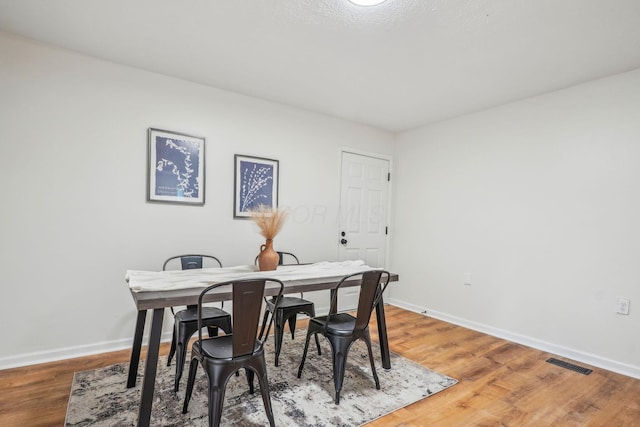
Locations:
162;254;223;271
254;251;299;266
196;278;284;358
329;270;391;332
277;252;299;265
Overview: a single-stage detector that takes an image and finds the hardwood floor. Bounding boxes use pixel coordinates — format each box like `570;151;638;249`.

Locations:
1;305;638;426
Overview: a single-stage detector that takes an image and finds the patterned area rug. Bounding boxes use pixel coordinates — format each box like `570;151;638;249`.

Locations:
66;331;457;426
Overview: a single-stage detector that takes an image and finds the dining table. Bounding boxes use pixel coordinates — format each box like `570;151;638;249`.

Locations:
125;261;399;427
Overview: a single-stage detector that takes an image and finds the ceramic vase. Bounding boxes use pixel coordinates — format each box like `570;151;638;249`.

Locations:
258;239;279;271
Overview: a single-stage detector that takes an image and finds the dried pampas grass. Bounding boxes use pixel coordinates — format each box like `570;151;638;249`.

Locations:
250;205;288;240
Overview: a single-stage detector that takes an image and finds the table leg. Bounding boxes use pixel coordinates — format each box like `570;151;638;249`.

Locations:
137;308;164;427
375;297;391;369
127;310;147;388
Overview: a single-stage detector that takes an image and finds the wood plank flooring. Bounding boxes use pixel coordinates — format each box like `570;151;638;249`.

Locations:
1;305;638;426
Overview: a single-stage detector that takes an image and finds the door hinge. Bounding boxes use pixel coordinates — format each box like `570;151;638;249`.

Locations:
385;226;388;235
387;172;391;181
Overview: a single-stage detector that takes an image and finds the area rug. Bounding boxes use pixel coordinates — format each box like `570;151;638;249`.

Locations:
66;332;457;426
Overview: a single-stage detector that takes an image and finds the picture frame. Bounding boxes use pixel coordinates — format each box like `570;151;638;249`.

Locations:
147;128;205;205
234;154;279;218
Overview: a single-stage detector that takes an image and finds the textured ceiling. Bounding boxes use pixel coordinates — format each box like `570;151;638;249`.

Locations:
1;0;640;132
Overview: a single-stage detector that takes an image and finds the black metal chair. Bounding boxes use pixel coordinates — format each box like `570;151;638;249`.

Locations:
256;251;320;366
163;254;232;393
297;270;391;404
182;278;284;427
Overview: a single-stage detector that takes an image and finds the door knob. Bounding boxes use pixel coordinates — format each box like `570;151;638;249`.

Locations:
340;238;348;245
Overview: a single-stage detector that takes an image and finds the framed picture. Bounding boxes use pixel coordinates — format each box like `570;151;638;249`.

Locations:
234;154;279;218
147;128;205;205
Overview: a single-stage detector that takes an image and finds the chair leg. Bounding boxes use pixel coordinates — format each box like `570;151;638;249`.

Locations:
182;358;199;414
263;315;274;342
208;381;227;427
253;362;276;427
273;311;286;367
314;333;322;356
307;306;322;355
258;309;270;340
364;336;381;389
332;342;349;405
287;315;297;339
199;362;238;427
206;325;219;337
246;368;255;394
297;330;313;378
167;326;177;366
174;324;191;392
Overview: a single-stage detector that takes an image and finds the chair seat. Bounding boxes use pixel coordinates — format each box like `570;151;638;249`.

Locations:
170;306;232;392
175;306;230;323
265;296;314;310
310;313;358;336
195;335;263;359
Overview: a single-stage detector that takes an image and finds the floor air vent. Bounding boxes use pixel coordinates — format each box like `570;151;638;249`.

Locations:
546;357;593;375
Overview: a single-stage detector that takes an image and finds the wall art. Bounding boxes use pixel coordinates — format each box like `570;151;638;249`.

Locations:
147;128;205;205
234;154;279;218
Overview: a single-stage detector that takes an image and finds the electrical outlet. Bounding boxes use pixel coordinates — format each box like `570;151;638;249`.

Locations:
464;273;472;286
616;298;630;315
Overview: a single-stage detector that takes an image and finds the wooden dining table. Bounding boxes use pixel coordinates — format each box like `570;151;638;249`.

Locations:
126;266;398;427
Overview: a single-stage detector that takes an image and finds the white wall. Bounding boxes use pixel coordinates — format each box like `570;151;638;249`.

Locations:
0;32;394;367
390;68;640;378
3;29;639;380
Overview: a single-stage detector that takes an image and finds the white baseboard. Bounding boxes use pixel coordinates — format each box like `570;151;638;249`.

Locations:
4;302;639;381
0;332;173;371
386;298;640;380
0;310;325;370
1;309;331;370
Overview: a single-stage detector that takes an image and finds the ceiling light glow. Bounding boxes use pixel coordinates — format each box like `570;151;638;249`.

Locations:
348;0;388;6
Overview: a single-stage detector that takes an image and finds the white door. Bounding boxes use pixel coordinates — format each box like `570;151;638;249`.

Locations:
337;151;390;310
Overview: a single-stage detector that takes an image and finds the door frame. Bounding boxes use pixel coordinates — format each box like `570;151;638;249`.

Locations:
337;147;394;268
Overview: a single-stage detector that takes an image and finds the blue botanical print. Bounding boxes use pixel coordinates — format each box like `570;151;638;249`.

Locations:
155;137;200;198
239;160;273;211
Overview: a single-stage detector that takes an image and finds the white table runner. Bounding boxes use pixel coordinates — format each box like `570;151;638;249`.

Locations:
126;260;376;292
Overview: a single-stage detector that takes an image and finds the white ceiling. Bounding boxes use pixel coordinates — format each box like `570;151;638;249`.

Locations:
1;0;640;132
